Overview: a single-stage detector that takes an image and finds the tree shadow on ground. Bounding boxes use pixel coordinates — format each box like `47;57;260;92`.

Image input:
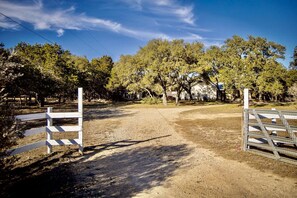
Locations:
84;107;135;121
83;135;171;156
72;144;191;197
1;136;192;198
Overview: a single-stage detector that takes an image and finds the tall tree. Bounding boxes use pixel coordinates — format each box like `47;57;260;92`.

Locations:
181;42;205;101
203;46;225;100
219;35;286;100
219;35;248;99
86;55;113;100
290;46;297;70
13;43;70;106
107;54;153;98
137;39;175;105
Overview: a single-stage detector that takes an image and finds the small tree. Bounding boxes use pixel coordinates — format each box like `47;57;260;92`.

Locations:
0;43;22;156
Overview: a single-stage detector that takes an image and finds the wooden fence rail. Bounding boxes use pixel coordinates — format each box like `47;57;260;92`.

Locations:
5;88;83;156
243;88;297;165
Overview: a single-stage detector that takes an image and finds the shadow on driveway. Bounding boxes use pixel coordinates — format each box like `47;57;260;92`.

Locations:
1;136;192;198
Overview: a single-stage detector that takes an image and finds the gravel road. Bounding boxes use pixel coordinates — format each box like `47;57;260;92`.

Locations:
76;106;297;197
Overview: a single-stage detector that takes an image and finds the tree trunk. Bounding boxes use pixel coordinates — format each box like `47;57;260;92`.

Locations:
162;88;168;106
222;90;226;101
144;88;153;98
239;89;243;101
216;89;219;101
216;86;223;101
19;95;22;106
40;96;45;107
215;80;222;101
183;87;192;101
35;93;39;106
25;95;28;106
39;97;45;107
189;90;193;101
35;93;45;107
259;93;264;102
175;87;182;106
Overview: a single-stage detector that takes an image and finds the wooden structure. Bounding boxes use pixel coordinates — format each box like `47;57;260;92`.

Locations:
6;88;83;156
243;88;297;165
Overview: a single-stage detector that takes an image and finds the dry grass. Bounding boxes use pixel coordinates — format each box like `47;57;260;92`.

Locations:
175;104;297;179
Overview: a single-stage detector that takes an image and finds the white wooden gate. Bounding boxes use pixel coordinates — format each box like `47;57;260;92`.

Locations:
243;89;297;165
6;88;83;156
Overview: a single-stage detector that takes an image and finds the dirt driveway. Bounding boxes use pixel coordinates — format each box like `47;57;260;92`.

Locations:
2;105;297;197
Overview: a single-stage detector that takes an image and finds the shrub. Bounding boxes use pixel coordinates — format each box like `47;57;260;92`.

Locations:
0;43;22;160
0;104;18;154
140;97;161;104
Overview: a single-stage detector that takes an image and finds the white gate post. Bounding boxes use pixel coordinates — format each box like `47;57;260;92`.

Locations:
47;107;53;154
271;108;277;135
243;88;249;151
78;87;83;154
244;88;249;110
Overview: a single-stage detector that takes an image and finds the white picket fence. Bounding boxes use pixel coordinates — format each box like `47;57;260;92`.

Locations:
6;88;83;156
243;88;297;165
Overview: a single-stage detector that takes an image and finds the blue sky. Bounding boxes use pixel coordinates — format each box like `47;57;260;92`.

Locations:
0;0;296;67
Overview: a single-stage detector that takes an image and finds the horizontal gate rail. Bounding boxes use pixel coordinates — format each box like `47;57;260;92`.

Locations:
3;88;84;157
248;132;294;144
22;127;46;137
248;122;297;131
243;88;297;165
6;141;46;156
47;139;82;146
16;113;46;121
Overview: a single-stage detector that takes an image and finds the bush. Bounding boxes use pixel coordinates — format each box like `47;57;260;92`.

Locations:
0;104;18;154
140;97;161;104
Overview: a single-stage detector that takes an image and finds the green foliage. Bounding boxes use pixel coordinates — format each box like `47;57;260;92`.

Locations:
0;35;293;107
0;43;21;154
1;42;114;105
137;39;174;105
219;35;286;101
83;55;113;101
109;36;291;103
107;55;146;94
288;83;297;99
0;43;22;98
286;69;297;87
179;42;205;101
12;42;74;106
290;46;297;70
140;97;161;104
109;39;206;105
0;104;18;152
